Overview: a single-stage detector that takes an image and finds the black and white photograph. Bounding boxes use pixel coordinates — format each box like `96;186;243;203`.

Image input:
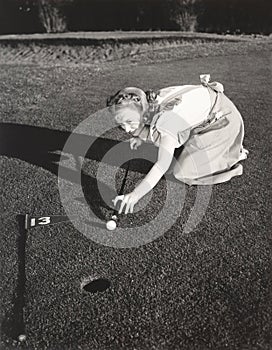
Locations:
0;0;271;349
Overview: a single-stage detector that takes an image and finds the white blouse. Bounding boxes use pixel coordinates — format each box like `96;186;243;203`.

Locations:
150;85;212;148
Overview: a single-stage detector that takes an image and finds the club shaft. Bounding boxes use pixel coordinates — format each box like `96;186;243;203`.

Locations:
112;159;131;218
118;159;130;195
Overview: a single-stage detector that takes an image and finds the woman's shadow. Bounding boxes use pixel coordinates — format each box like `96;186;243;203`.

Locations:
0;122;161;220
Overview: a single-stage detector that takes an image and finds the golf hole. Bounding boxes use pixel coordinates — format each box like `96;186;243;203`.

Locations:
81;277;111;294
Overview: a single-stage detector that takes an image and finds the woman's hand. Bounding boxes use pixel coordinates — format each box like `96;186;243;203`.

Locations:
112;192;140;214
129;137;142;150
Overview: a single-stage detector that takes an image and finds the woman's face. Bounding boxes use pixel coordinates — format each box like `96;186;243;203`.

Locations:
115;108;142;133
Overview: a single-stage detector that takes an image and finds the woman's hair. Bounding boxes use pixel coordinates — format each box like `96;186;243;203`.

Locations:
107;87;158;125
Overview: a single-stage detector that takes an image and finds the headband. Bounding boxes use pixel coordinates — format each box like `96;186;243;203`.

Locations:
106;87;158;107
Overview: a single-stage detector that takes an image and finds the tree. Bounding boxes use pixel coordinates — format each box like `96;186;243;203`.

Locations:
37;0;67;33
165;0;199;31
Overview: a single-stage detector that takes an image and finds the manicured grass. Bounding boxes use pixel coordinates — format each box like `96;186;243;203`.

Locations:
0;42;271;349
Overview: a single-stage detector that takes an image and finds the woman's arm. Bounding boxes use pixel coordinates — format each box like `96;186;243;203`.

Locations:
114;135;177;214
133;135;176;198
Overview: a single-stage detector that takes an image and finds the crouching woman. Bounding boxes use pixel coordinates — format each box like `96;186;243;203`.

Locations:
107;74;248;214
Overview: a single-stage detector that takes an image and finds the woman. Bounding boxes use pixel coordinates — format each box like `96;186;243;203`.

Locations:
107;74;248;215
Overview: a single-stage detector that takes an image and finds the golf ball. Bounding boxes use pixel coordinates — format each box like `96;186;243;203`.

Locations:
18;334;26;342
106;220;117;231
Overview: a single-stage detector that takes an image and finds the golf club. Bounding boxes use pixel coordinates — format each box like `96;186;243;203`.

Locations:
106;157;131;230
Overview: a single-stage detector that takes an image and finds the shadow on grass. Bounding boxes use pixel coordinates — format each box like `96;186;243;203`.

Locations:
1;215;26;341
0;122;155;219
0;122;182;217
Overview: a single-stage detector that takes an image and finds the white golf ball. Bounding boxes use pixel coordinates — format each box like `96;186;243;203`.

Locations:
106;220;117;231
18;334;26;342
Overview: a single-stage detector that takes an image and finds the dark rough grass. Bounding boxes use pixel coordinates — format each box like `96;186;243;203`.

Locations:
0;43;272;349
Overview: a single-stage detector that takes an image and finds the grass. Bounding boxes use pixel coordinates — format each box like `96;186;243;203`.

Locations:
0;39;272;349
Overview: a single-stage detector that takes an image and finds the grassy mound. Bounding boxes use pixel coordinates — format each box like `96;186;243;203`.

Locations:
0;31;270;65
